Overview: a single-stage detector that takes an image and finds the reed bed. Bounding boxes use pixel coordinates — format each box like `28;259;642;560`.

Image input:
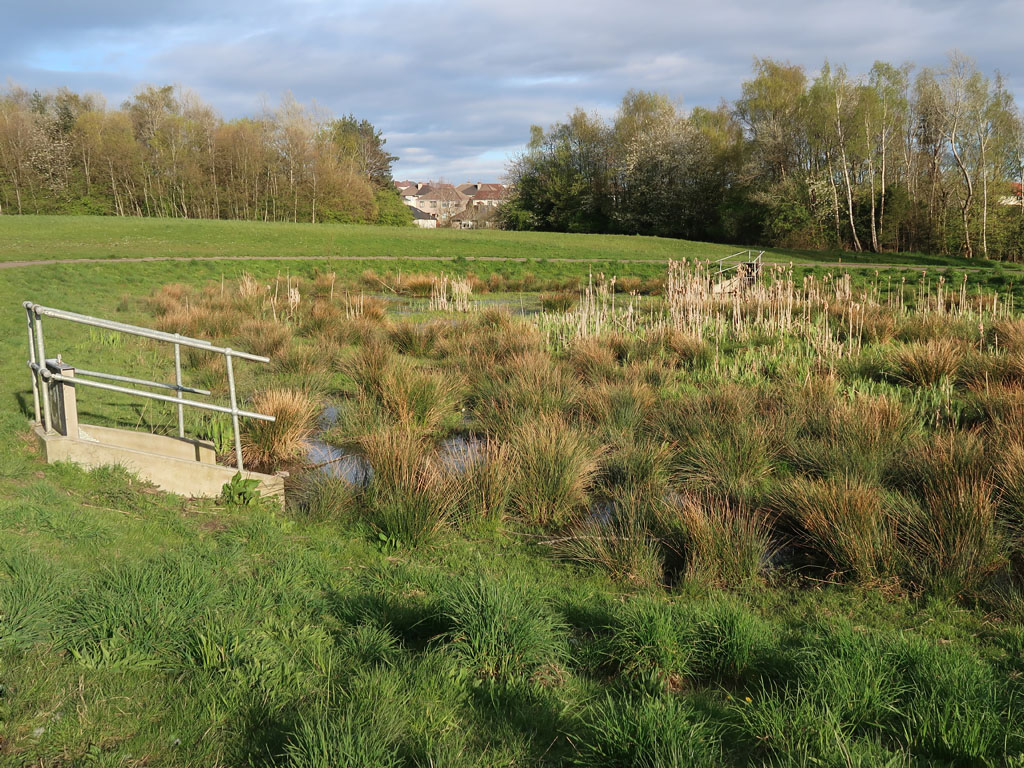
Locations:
145;262;1024;601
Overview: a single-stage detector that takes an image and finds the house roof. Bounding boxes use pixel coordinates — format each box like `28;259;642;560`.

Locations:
416;184;467;202
472;187;506;202
452;205;498;222
406;205;436;220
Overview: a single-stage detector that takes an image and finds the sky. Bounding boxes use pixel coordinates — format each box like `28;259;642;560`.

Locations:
3;0;1022;183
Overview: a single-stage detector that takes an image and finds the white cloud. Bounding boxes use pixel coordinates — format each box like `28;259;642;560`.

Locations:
2;0;1022;180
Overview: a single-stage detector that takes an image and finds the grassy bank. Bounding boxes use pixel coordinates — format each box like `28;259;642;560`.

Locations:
1;228;1023;765
0;214;1009;268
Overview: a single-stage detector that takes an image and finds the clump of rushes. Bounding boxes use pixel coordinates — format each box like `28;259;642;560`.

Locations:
664;494;773;588
472;350;580;432
287;471;358;522
898;476;1006;596
582;380;657;434
995;440;1024;524
599;435;674;500
300;299;344;337
371;361;462;434
275;340;339;376
770;476;896;582
890;338;964;386
154;304;199;337
441;574;565;680
509;416;603;528
541;291;578;312
387;319;447;358
241;388;317;473
679;423;779;504
236;318;293;358
990;317;1024;352
357;426;461;545
457;439;517;521
565;337;619;382
662;328;710;368
555;491;665;587
790;393;915;483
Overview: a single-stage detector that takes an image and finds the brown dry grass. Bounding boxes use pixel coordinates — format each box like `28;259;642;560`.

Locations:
891;338;965;386
771;476;896;582
509;415;603;527
236;319;292;358
240;388;317;473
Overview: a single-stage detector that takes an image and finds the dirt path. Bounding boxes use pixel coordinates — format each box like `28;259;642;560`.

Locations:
0;254;1015;271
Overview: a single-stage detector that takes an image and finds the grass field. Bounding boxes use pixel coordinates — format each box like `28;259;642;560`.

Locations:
1;218;1024;766
0;214;1011;268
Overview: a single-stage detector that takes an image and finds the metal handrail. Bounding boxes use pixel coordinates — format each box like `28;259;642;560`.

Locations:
74;367;212;396
23;301;274;472
712;250;764;276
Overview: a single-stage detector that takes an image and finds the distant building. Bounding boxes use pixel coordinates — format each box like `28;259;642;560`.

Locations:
407;205;437;229
411;184;469;222
397;179;508;227
999;182;1023;206
451;204;499;229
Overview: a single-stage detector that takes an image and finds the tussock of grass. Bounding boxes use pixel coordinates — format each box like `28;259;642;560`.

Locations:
599;436;674;498
890;338;964;386
287;471;358;522
788;392;916;482
771;476;896;582
473;350;580;432
571;695;724;766
679;424;778;504
565;337;619;382
237;318;293;358
900;477;1005;596
349;344;461;434
387;319;447;358
441;575;565;680
666;494;772;587
456;438;516;521
580;380;656;434
556;493;665;587
241;388;317;472
357;427;461;545
509;416;603;527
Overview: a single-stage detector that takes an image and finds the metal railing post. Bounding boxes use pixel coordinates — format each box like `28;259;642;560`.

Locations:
174;335;185;438
225;350;243;471
33;309;52;433
25;303;41;423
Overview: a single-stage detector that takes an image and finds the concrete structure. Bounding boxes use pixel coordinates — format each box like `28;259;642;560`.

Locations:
32;421;286;502
23;302;284;504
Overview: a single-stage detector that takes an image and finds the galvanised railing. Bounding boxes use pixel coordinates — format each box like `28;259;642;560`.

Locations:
23;301;275;472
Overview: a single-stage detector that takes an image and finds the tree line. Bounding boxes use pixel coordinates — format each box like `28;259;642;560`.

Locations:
502;53;1024;260
0;84;411;225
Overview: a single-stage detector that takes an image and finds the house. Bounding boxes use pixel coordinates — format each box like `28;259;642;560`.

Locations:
467;184;506;208
407;205;437;229
999;182;1023;207
457;183;507;207
411;183;469;221
451;204;499;230
395;181;423;206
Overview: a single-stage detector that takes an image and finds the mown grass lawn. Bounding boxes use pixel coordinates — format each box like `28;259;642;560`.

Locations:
0;214;1011;268
1;220;1023;766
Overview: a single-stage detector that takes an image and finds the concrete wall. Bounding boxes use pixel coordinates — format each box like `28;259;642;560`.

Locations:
34;423;285;503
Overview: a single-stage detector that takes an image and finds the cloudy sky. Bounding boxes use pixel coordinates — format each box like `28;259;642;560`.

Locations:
3;1;1021;182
